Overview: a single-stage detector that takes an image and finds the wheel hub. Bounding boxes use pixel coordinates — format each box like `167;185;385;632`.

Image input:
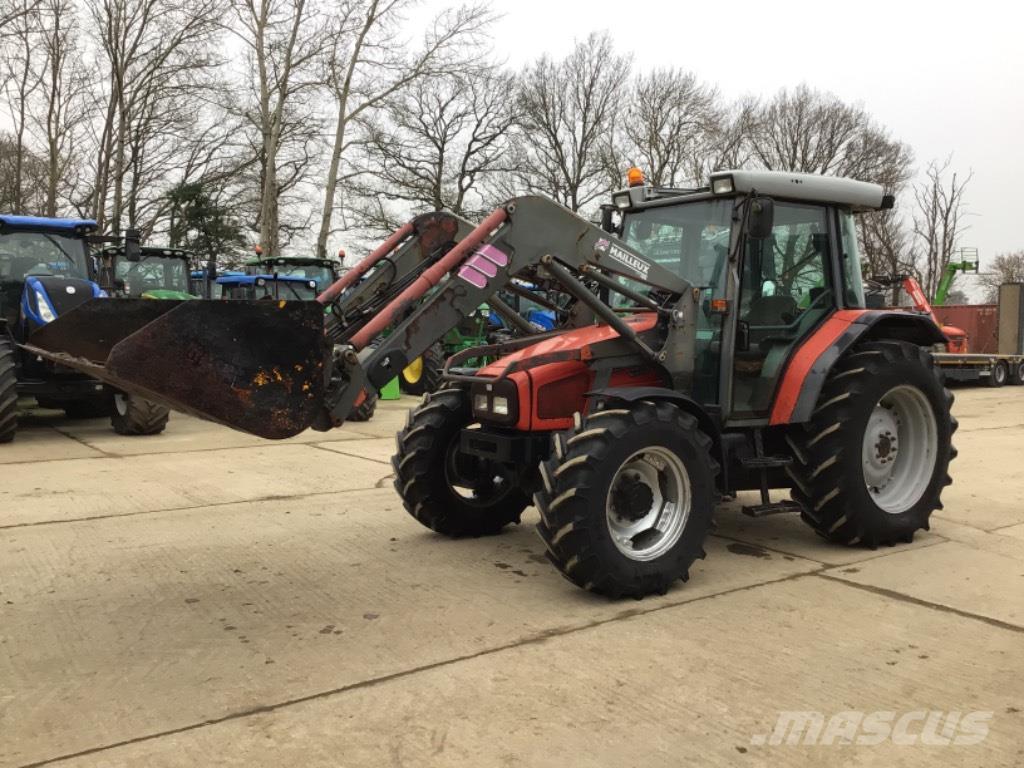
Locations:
611;473;655;522
861;385;938;514
605;448;691;562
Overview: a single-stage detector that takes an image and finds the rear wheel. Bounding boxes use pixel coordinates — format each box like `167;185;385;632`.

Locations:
1010;360;1024;386
110;392;169;436
535;401;719;598
988;360;1008;388
0;337;18;443
787;341;955;546
393;388;529;536
399;343;445;396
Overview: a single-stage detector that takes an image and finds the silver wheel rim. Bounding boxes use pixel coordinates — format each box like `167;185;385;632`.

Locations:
862;385;938;514
994;363;1007;384
605;446;691;561
114;393;128;416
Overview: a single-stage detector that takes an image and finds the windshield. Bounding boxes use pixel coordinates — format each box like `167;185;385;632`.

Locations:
272;264;334;287
225;279;318;301
116;255;189;294
0;231;89;282
621;199;733;289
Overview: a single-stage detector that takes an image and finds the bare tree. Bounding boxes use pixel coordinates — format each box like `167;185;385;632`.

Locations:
859;207;917;281
350;66;518;233
230;0;326;256
314;0;493;256
912;157;972;299
979;251;1024;303
748;85;913;189
512;32;631;213
0;0;43;213
33;0;90;216
615;68;719;188
86;0;222;232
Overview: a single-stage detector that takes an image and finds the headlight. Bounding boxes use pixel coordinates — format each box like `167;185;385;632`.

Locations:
612;191;631;210
711;175;734;194
34;289;56;324
470;380;518;424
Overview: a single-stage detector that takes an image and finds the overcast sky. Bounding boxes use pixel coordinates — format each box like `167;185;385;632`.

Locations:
418;0;1021;291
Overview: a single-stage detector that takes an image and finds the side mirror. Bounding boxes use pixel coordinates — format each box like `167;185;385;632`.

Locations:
123;228;142;262
747;196;774;240
599;204;620;235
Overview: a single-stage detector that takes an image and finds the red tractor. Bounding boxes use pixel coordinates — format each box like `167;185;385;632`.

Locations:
28;170;956;598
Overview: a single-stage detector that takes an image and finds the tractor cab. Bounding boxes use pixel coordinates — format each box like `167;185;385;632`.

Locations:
608;169;887;416
216;273;319;302
102;245;196;299
243;255;340;292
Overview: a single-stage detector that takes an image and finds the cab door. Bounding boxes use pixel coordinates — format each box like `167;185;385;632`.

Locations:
729;202;837;420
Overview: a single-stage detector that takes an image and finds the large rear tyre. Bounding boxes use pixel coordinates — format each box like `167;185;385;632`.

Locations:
535;401;719;598
398;343;445;396
786;341;956;546
1009;359;1024;386
0;337;18;444
110;392;169;436
393;388;529;536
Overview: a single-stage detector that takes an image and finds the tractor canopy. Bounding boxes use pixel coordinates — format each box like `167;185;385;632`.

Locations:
243;255;341;290
103;246;196;299
217;273;320;302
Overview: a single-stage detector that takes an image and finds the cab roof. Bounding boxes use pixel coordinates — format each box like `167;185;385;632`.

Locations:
0;214;98;234
709;170;893;212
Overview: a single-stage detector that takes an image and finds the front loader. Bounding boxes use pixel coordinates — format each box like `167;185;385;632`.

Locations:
25;170;956;597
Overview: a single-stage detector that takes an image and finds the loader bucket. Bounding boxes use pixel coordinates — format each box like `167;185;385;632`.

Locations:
24;299;331;439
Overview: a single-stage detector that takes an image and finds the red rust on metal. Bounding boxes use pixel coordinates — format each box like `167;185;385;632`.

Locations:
350;206;509;350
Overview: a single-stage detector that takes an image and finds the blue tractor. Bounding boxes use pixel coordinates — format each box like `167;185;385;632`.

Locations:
0;215;167;442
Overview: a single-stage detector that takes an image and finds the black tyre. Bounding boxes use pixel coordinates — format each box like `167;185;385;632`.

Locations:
398;343;445;396
786;341;956;547
63;400;110;419
0;337;18;444
1010;359;1024;386
988;360;1009;388
347;389;378;422
535;401;719;598
393;388;529;536
110;392;169;436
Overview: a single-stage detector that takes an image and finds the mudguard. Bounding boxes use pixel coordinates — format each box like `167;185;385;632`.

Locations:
769;309;947;425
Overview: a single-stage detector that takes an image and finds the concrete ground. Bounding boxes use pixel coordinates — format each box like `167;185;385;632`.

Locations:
1;388;1022;767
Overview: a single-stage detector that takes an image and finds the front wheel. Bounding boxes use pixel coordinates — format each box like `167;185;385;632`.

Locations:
0;337;18;443
393;388;529;536
110;392;169;436
787;341;956;546
535;400;719;598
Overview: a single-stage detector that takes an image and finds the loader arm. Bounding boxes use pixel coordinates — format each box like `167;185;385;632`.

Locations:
24;196;697;439
320;196;696;428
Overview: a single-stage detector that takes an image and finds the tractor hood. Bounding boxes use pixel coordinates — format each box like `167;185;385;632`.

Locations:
21;275;104;329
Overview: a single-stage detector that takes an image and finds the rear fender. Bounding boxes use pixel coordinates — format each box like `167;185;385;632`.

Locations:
770;309;946;425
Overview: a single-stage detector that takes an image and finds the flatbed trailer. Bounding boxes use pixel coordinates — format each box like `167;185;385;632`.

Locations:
934;352;1024;387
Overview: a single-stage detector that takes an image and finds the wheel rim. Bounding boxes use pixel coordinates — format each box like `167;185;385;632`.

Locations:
862;385;938;514
114;393;128;416
402;357;423;384
443;433;512;507
605;446;691;562
994;363;1007;384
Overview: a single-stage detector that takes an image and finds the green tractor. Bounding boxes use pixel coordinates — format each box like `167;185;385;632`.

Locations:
101;245;198;300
